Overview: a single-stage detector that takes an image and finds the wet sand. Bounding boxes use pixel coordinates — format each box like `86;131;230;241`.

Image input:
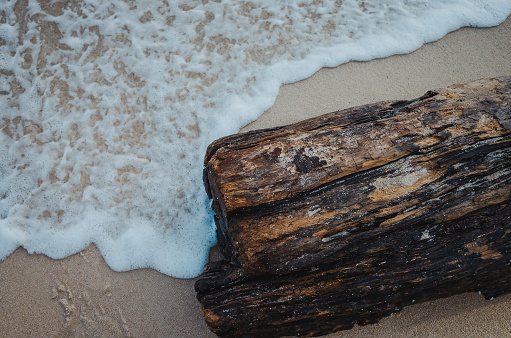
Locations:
1;16;510;338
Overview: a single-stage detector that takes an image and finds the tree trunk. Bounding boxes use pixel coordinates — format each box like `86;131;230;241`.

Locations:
196;77;511;337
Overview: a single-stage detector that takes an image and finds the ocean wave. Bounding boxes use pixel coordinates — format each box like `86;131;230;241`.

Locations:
1;0;509;277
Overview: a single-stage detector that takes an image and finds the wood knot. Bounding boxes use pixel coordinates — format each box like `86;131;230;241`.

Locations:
293;148;326;173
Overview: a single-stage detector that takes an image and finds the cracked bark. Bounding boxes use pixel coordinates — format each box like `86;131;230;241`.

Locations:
196;77;511;337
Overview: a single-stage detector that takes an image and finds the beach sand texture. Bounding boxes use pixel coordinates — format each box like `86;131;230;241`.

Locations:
1;13;511;338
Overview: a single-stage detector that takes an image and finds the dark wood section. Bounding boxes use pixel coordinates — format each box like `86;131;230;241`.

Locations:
196;77;511;337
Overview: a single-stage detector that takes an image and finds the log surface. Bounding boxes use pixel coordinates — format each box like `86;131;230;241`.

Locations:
204;76;511;275
197;77;511;337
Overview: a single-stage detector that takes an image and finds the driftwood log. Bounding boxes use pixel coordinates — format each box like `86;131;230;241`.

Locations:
195;77;511;337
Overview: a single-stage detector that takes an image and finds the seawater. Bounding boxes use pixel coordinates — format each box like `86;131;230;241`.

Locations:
1;0;510;278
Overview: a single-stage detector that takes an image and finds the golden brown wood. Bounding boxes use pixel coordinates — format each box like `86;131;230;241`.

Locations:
204;76;511;274
197;77;511;337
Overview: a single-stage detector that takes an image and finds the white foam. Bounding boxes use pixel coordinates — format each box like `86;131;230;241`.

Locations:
1;0;509;277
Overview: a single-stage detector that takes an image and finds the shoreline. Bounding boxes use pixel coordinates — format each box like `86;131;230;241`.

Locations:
1;17;511;337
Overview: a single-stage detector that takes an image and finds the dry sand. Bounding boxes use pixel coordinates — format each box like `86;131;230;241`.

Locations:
1;16;511;338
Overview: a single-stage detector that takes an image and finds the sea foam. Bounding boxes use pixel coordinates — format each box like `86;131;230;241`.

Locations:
1;0;510;277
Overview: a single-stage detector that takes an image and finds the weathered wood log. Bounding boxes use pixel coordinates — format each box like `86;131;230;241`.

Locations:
196;77;511;337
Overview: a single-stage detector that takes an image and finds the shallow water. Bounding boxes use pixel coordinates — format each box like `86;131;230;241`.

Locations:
1;0;510;277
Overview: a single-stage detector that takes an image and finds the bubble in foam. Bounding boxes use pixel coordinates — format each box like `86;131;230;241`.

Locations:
0;0;510;278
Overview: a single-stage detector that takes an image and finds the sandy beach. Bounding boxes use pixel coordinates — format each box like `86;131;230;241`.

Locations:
1;15;511;338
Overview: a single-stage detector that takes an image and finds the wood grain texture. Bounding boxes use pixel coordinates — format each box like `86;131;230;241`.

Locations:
196;204;511;337
197;77;511;337
204;76;511;275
